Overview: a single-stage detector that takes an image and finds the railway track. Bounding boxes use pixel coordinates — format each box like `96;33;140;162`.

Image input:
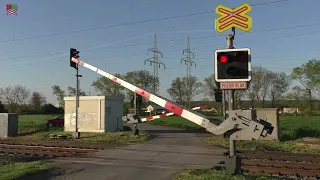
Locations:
0;143;98;157
0;139;117;150
1;139;319;179
222;150;320;179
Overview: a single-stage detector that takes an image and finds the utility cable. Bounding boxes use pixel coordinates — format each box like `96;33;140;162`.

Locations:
4;0;159;31
0;23;320;61
1;24;319;63
0;0;295;44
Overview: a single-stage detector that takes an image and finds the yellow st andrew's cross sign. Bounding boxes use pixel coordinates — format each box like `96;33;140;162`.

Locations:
215;3;252;33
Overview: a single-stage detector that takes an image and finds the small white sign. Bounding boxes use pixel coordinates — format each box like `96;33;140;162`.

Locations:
147;105;154;112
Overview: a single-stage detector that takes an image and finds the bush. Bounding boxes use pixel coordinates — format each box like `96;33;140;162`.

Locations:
123;126;132;131
280;111;320;116
0;101;8;113
41;104;64;114
200;111;221;117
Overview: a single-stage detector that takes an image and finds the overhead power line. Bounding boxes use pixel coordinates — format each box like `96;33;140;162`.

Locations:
23;65;296;90
4;0;159;31
1;26;319;63
0;0;294;44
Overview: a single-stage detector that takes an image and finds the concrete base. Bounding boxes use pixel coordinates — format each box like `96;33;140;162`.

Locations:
0;113;18;138
225;155;241;175
73;132;81;139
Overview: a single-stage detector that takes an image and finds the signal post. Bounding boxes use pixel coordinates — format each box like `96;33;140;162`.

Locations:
215;2;252;174
70;48;82;139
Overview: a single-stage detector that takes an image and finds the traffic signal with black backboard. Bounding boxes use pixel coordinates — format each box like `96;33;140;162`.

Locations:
214;48;251;82
70;48;80;70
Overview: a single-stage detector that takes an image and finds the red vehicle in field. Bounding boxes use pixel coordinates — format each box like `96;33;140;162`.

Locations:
45;115;64;127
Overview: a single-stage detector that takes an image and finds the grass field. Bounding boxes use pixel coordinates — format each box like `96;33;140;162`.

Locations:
0;114;150;180
148;114;320;154
0;156;54;180
16;114;150;143
175;168;275;180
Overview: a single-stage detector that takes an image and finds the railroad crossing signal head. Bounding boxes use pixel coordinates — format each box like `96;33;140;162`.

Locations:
70;48;80;70
214;48;251;82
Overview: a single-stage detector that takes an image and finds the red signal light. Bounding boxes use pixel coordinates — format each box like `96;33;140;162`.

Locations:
219;55;228;64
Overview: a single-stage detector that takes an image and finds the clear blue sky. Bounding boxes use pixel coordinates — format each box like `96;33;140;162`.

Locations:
0;0;319;105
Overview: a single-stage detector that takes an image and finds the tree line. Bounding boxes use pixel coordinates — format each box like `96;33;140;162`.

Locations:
201;59;320;113
0;59;318;114
0;85;63;114
52;59;319;113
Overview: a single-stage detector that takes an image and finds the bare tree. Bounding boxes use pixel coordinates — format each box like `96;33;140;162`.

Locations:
203;74;219;100
246;66;267;108
52;85;66;108
268;72;291;107
260;70;273;107
0;85;30;112
234;90;246;108
29;91;47;111
185;76;203;107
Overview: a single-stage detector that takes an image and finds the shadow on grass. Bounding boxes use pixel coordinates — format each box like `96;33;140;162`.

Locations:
19;125;65;137
19;129;47;136
145;129;212;141
0;155;53;166
178;166;276;180
145;129;209;134
17;166;67;180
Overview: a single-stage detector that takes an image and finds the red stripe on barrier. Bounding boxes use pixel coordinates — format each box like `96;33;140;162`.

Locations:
164;102;183;116
71;58;84;66
111;77;121;85
146;116;153;121
135;88;151;99
160;114;167;118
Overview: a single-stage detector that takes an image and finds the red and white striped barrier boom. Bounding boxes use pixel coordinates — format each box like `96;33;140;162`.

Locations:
141;105;208;122
72;57;270;138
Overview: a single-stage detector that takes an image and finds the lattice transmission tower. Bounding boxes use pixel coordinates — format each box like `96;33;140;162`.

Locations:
181;36;196;107
144;33;165;95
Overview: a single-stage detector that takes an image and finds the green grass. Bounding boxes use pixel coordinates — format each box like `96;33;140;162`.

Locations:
0;160;53;180
14;114;150;144
175;169;277;180
204;115;320;154
18;114;57;134
204;136;320;154
0;114;151;179
148;115;320;154
147;115;204;130
279;116;320;141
